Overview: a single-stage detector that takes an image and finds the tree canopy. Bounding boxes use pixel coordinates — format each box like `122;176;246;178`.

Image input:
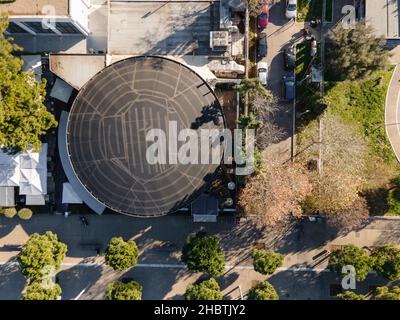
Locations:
326;22;390;80
182;232;225;276
104;237;139;271
247;281;279;300
238;160;312;227
21;280;61;300
252;249;283;275
185;278;223;300
17;231;67;281
372;245;400;281
106;280;142;300
336;291;365;300
373;286;400;300
327;244;373;281
0;16;57;153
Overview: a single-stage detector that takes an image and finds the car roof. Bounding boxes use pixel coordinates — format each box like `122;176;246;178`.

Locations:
257;61;268;69
288;0;297;4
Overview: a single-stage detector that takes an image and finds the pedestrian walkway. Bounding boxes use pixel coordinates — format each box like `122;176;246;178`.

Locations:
385;64;400;162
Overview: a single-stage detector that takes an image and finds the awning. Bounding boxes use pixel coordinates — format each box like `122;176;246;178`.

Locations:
62;182;83;204
25;194;45;205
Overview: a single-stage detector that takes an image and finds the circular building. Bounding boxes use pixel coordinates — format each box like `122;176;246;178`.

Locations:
66;56;225;217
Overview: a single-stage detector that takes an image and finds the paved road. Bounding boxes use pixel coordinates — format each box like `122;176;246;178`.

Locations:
261;1;304;162
1;214;400;300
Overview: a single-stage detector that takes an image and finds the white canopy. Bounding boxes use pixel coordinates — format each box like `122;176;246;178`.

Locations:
62;183;83;204
0;144;48;198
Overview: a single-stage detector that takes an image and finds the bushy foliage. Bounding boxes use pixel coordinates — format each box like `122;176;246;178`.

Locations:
22;280;61;300
0;16;57;153
336;291;365;300
17;231;67;281
252;249;283;275
247;281;279;300
18;208;33;220
104;237;139;271
185;278;223;300
327;244;373;281
373;286;400;300
372;245;400;281
106;280;142;300
3;207;17;218
182;232;225;276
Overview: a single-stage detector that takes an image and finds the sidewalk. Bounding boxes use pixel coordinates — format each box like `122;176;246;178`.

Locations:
1;214;400;299
385;64;400;162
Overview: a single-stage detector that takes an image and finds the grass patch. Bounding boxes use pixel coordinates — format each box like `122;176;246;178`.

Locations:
324;69;395;162
297;0;323;22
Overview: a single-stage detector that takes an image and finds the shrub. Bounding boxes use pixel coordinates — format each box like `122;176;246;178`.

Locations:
182;232;225;276
327;244;373;281
372;245;400;281
252;249;283;275
373;286;400;300
248;281;279;300
104;237;139;271
18;208;33;220
336;291;365;300
18;231;67;281
387;188;400;214
185;278;223;300
22;280;61;300
3;207;17;218
106;281;142;300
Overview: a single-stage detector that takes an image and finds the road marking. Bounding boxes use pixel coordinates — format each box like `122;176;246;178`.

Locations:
0;261;330;272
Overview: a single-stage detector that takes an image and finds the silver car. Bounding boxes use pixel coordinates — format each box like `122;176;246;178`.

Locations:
257;61;268;87
286;0;297;20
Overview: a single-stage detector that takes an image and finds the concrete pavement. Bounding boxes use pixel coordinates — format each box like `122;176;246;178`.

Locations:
1;213;400;299
385;64;400;162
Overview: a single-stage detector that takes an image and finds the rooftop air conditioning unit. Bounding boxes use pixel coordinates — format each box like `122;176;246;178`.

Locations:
210;31;229;51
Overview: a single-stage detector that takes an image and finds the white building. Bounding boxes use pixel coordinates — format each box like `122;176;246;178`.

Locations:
1;0;90;37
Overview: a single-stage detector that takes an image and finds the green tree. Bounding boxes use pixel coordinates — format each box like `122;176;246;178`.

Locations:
372;245;400;281
373;286;400;300
18;208;33;220
252;249;283;275
106;280;142;300
182;232;225;276
247;281;279;300
327;244;373;281
17;231;67;281
233;78;272;103
336;291;365;300
185;278;223;300
0;16;57;153
104;237;139;271
22;280;62;300
326;22;389;80
3;207;17;218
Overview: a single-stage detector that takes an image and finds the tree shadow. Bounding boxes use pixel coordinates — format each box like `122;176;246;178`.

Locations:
0;257;26;300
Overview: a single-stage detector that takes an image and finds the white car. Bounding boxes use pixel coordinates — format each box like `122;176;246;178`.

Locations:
285;0;297;20
257;61;268;87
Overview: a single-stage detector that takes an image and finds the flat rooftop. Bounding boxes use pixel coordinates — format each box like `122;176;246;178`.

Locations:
0;0;69;16
108;1;220;55
366;0;400;38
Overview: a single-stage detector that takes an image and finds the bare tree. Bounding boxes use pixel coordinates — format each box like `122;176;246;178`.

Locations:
251;93;285;149
238;160;313;228
298;112;368;215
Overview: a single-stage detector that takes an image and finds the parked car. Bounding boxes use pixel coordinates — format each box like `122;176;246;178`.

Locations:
282;75;295;100
257;62;269;87
310;37;317;57
257;31;268;58
257;4;269;30
284;46;296;70
285;0;297;20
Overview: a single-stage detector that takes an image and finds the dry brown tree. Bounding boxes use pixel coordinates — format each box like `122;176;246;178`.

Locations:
238;160;313;228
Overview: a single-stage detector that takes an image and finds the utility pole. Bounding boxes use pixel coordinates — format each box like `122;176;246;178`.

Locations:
318;0;326;177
